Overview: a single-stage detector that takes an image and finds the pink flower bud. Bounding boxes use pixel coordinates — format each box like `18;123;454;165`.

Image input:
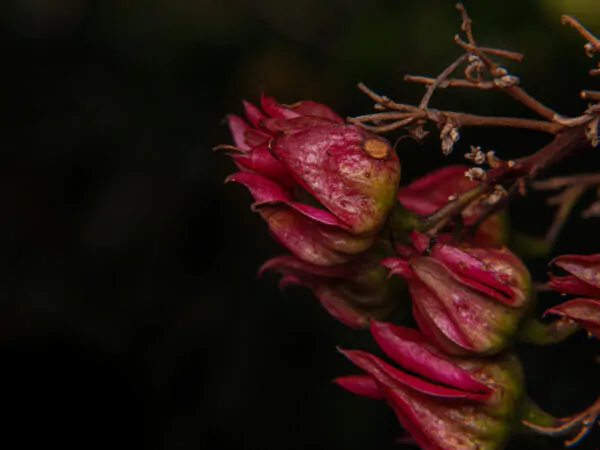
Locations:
335;322;524;449
260;254;398;328
397;165;508;246
220;94;401;266
382;231;532;356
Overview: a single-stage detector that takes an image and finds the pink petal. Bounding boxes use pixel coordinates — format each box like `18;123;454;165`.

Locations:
412;231;517;305
259;254;356;279
260;92;301;119
227;115;252;150
552;254;600;290
383;388;444;450
258;116;334;135
333;375;384;399
339;349;487;399
397;165;474;215
369;321;492;396
545;298;600;336
410;256;520;356
381;258;413;279
226;171;345;227
285;100;344;123
242;100;266;127
548;274;600;299
230;143;294;189
227;114;271;150
270;124;400;235
228;172;373;265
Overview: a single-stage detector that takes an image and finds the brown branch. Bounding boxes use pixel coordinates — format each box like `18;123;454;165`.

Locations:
456;3;476;46
503;87;558;121
404;75;495;90
562;15;600;53
479;46;524;62
422;125;592;236
351;103;562;134
581;90;600;101
418;54;469;109
419;183;488;235
523;396;600;447
357;83;417;112
453;7;558;121
533;172;600;190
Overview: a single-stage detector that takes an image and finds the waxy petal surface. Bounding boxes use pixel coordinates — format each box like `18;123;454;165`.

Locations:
546;298;600;336
270;124;400;235
548;274;600;299
370;321;492;396
230;143;293;188
333;375;385;400
410;256;522;356
552;254;600;290
340;349;489;400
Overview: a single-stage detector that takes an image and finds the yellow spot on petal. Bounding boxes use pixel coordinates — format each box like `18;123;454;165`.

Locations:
363;138;390;159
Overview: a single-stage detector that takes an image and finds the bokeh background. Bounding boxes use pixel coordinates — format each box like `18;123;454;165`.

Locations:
2;0;600;448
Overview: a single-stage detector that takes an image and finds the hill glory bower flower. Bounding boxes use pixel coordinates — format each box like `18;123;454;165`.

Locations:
335;321;525;450
219;94;401;266
382;231;532;356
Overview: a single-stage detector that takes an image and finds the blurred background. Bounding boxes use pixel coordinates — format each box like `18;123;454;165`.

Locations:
2;0;600;448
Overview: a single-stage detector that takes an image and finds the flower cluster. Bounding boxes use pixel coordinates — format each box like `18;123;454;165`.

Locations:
218;94;600;449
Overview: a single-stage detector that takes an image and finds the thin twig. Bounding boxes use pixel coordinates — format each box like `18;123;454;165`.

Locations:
357;83;418;112
532;173;600;189
479;46;524;62
523;396;600;447
562;15;600;52
404;75;495;90
581;90;600;101
419;184;487;234
351;106;562;134
456;3;476;46
543;185;587;248
418;54;469;109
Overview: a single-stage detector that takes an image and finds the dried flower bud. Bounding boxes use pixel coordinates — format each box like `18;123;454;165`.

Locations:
465;167;485;181
486;185;508;205
465;145;486;165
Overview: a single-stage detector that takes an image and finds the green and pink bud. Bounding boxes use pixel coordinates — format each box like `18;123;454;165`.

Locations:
546;253;600;337
260;253;398;328
335;321;525;449
382;231;532;356
397;165;507;246
220;94;401;266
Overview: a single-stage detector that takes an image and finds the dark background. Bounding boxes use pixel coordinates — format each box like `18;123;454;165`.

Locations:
1;0;600;449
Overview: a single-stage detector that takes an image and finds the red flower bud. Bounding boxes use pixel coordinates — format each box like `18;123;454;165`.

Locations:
382;231;532;356
547;254;600;337
260;253;398;328
335;321;524;449
221;94;401;266
397;165;508;246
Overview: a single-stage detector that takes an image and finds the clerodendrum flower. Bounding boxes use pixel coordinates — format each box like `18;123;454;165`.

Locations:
221;94;401;266
335;321;525;450
382;231;532;356
546;253;600;337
